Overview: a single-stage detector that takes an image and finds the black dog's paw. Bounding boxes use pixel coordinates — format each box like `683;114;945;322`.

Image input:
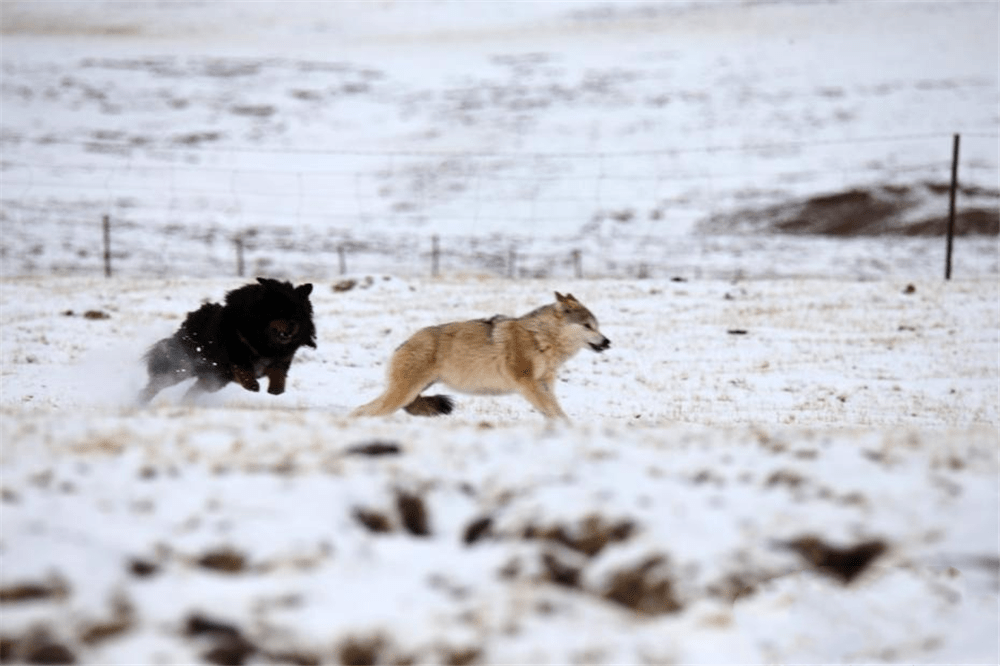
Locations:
267;385;284;396
232;367;260;392
238;377;260;392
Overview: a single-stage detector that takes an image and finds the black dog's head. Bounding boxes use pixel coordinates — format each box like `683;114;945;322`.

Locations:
226;278;317;352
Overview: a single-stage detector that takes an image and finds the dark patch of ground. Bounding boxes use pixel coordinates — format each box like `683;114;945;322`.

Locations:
782;535;889;584
602;554;684;615
703;182;999;236
0;628;77;665
346;441;402;457
0;577;69;604
521;514;636;558
395;491;431;537
196;547;248;574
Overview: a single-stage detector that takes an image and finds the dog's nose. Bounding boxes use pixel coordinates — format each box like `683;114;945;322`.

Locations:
601;338;611;350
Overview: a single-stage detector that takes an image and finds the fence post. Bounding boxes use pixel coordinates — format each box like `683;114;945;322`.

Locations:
338;245;347;276
945;133;960;280
508;246;517;279
431;235;440;278
235;235;245;277
572;249;582;279
102;215;112;278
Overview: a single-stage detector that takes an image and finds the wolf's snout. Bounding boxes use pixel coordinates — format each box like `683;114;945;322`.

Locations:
590;337;611;352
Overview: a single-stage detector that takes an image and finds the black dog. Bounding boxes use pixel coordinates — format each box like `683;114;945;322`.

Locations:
140;278;317;404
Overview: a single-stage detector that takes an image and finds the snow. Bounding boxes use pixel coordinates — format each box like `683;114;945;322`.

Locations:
2;275;997;663
2;1;999;664
1;0;998;279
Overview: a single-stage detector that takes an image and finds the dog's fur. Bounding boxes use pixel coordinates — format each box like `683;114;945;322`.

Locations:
139;278;316;404
351;292;610;422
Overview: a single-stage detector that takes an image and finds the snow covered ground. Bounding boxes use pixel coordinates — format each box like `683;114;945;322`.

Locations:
1;1;999;664
1;275;998;663
1;0;998;279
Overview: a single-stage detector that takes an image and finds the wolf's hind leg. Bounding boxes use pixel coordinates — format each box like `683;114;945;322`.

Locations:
351;338;439;417
351;378;431;417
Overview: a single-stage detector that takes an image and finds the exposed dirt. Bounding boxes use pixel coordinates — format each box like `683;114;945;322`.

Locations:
345;441;402;457
602;555;683;616
0;577;69;604
395;491;431;537
521;515;637;558
196;547;249;575
783;536;889;584
702;182;999;236
0;627;77;665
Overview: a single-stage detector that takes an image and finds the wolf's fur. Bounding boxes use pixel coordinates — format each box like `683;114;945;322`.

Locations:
139;278;316;404
351;292;610;422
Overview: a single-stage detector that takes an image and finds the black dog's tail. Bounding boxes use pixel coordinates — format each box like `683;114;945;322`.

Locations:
144;337;188;375
139;338;194;404
404;394;455;417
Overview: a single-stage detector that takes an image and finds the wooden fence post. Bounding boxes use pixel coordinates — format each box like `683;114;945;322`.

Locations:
945;133;960;280
572;249;582;279
102;215;112;278
338;245;347;276
508;246;516;279
235;235;245;277
432;235;440;278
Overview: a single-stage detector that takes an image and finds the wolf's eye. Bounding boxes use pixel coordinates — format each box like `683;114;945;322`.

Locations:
584;323;593;330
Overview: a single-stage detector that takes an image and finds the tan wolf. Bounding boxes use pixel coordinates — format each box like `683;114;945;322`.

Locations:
351;292;611;422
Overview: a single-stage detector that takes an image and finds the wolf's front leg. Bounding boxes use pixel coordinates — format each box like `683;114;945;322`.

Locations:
516;378;571;423
232;365;260;392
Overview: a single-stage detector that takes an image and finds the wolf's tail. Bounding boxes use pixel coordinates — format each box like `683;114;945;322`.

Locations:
403;394;455;417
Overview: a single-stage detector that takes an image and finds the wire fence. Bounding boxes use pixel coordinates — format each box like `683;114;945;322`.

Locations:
2;132;998;280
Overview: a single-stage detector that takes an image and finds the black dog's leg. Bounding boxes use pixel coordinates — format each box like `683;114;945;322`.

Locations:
231;365;260;392
182;375;230;403
264;357;293;395
139;374;186;405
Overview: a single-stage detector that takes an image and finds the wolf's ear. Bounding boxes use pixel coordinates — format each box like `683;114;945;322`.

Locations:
296;283;313;298
257;277;274;287
554;291;569;316
565;293;577;303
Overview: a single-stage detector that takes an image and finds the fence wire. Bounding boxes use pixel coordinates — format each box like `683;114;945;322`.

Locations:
1;132;997;280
